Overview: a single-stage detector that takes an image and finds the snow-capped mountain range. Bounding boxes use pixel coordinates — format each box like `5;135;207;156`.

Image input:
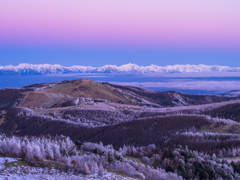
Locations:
0;63;240;75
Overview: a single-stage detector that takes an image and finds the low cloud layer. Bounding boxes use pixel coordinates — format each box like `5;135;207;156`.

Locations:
110;80;240;93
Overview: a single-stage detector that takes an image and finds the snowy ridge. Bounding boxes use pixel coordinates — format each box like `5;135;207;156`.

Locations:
0;63;240;75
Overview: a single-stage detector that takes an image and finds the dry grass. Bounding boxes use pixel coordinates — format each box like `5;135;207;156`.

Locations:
43;79;129;103
18;79;133;108
198;123;240;134
4;160;31;168
19;92;71;108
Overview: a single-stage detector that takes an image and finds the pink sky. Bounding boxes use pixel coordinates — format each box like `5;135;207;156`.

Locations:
0;0;240;49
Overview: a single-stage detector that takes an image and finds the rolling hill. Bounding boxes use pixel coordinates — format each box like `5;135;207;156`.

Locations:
0;78;237;111
1;78;240;179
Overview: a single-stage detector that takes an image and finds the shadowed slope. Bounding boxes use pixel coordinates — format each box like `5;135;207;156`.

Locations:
0;108;209;148
103;83;237;107
0;89;24;110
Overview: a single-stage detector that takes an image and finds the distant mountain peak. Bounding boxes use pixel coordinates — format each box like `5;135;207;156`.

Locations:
0;63;239;75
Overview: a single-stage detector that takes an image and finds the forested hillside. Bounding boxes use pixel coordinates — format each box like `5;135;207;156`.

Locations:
1;79;240;179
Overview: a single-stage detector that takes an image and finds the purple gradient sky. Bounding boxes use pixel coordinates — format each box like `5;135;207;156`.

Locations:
0;0;240;66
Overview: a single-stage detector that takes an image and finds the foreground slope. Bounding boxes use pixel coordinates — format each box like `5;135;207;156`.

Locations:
2;78;240;179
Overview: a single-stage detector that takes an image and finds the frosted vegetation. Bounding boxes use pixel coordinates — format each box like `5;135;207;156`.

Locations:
8;107;240;158
4;107;237;129
2;80;240;179
14;107;236;127
0;134;181;180
178;132;240;157
1;134;240;179
0;158;134;180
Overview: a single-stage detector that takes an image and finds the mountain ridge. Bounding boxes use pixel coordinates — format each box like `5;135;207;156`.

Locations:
0;78;238;113
1;63;240;75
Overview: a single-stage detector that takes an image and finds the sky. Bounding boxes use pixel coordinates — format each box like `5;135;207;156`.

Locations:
0;0;240;67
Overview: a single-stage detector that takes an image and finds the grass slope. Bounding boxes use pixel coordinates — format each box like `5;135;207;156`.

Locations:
18;79;132;108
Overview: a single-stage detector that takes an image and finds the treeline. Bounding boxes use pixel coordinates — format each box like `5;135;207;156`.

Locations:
0;134;108;177
62;108;224;127
0;134;76;162
121;144;238;180
0;89;24;111
1;133;239;180
179;103;240;123
165;132;240;156
85;116;209;148
62;109;140;126
205;103;240;122
4;107;240;158
0;134;182;180
1;108;208;147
